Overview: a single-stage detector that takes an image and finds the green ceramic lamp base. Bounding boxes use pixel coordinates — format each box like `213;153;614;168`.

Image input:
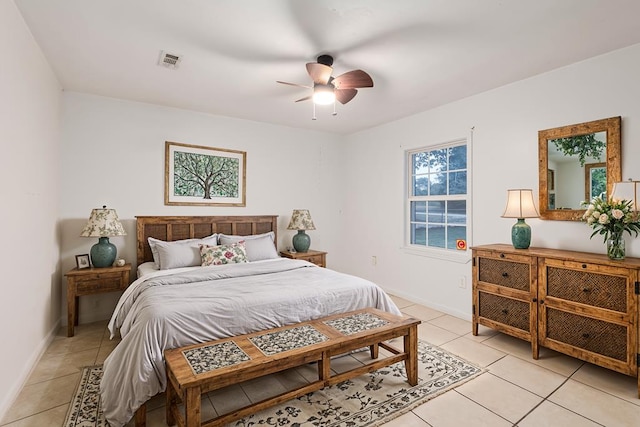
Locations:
292;230;311;253
511;218;532;249
90;236;118;267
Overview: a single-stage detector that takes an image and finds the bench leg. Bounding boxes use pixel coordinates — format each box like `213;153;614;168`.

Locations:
134;403;146;427
369;343;379;359
318;351;331;382
185;386;201;427
404;325;418;386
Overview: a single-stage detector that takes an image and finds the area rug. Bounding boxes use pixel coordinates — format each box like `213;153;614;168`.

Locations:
65;340;483;427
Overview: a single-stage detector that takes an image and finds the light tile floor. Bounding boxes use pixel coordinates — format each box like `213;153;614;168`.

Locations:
2;295;640;426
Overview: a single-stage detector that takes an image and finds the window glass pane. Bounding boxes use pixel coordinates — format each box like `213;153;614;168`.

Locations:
428;149;448;172
446;225;466;249
449;145;467;170
412;152;429;174
449;171;467;194
429;173;447;195
427;224;445;248
447;200;466;224
411;201;426;222
411;223;426;245
413;176;428;196
428;201;445;223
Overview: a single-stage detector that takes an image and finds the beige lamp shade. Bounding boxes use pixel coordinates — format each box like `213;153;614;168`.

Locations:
80;207;127;237
501;189;539;219
287;209;316;230
611;180;640;211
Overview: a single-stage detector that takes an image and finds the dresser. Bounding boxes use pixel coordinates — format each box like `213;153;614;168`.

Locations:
472;244;640;397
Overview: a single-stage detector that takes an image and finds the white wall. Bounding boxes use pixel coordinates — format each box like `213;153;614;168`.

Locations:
340;43;640;319
59;93;348;322
0;1;62;419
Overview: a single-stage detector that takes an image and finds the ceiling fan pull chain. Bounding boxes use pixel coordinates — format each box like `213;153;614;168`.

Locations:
332;100;337;116
312;102;317;120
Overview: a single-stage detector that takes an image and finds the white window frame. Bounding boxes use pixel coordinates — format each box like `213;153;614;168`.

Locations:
404;137;472;263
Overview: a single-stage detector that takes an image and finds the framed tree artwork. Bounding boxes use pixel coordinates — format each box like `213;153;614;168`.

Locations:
165;141;246;206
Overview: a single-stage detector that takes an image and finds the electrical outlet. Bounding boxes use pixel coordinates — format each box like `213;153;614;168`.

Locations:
459;276;466;289
372;256;377;266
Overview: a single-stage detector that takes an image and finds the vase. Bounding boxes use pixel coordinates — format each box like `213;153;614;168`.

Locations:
606;234;625;260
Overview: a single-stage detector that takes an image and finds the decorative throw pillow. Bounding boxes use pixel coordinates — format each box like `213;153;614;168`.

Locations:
200;242;248;266
218;232;278;261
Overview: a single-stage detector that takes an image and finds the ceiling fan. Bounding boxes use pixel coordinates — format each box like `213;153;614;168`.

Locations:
277;55;374;109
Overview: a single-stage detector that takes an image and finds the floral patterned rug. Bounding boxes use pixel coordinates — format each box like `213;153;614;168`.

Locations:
65;340;482;427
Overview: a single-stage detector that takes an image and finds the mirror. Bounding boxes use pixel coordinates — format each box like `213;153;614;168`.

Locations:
538;116;621;221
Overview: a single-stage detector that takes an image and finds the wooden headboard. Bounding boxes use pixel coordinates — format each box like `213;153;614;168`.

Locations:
136;215;278;266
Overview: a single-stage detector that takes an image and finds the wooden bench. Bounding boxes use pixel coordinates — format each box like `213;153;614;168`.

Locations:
163;308;420;427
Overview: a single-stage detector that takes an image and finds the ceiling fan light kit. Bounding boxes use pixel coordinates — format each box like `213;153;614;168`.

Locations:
312;84;335;105
278;54;374;118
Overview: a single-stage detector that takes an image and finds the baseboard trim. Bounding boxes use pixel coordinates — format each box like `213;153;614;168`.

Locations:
383;287;471;322
0;318;61;422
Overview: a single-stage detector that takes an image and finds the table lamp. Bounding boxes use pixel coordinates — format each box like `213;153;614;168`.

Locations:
287;209;316;253
80;206;127;267
502;189;539;249
611;179;640;211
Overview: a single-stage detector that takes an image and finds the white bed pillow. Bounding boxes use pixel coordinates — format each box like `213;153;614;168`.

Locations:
137;261;159;278
148;234;217;269
218;232;279;262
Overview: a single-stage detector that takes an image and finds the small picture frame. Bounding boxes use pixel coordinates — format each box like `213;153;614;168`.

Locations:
75;254;91;269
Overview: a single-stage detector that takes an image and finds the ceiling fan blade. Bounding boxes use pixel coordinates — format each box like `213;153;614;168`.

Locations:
277;81;312;89
306;62;332;85
335;88;358;104
295;95;312;103
333;70;374;89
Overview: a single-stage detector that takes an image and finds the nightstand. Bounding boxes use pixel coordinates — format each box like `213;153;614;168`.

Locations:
65;263;131;337
279;250;327;267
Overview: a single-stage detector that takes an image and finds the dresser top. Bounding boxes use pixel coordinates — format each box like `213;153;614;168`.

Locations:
471;244;640;268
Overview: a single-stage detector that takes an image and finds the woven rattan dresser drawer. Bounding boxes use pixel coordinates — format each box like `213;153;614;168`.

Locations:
477;257;530;291
478;292;530;332
545;260;628;313
546;308;627;362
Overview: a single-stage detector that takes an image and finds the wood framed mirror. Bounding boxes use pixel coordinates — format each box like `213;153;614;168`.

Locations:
538;116;621;221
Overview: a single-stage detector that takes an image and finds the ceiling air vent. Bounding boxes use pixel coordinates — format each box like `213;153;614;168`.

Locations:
158;51;182;69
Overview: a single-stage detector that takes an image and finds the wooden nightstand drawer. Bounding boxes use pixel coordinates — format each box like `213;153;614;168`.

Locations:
304;254;324;266
279;250;327;267
76;273;125;293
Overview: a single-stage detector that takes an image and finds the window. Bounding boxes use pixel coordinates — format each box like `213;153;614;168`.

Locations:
407;140;468;252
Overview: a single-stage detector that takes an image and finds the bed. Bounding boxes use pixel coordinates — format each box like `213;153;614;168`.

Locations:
100;215;401;427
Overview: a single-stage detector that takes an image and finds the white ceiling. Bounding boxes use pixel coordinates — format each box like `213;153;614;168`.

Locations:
15;0;640;134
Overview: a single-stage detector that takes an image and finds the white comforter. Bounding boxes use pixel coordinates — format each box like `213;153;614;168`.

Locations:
100;258;401;426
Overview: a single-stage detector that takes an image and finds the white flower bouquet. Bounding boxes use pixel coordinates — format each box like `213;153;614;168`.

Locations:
582;195;640;259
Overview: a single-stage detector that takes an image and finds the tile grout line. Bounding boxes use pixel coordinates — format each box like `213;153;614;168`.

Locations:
0;402;70;426
511;361;606;427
